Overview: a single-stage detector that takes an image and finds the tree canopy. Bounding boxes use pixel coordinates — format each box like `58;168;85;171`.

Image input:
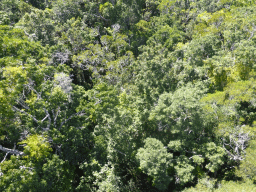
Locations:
1;0;256;191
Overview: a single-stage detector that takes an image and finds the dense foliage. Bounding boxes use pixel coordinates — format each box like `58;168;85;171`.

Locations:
1;0;256;191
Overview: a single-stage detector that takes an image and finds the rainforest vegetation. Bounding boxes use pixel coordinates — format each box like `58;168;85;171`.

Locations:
1;0;256;191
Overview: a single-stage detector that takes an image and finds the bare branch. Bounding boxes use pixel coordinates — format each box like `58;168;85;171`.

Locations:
16;99;30;110
113;148;126;156
51;50;70;65
0;145;24;156
52;107;60;127
13;106;38;123
94;98;102;105
248;23;256;40
92;14;110;22
44;108;51;130
222;127;250;161
41;113;49;123
59;110;86;130
25;78;42;100
1;152;9;163
19;166;33;171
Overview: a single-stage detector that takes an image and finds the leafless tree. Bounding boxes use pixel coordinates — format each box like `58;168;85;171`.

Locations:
222;125;250;161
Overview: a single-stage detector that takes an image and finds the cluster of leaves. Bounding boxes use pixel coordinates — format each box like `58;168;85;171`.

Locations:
1;0;256;191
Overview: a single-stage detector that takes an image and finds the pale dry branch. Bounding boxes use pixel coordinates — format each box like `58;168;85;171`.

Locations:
222;128;250;161
1;152;9;163
0;145;24;156
13;106;39;123
59;110;86;130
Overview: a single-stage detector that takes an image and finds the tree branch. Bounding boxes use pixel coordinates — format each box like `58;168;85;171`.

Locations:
25;78;42;100
19;165;33;171
222;130;250;161
52;107;60;127
59;110;86;130
92;14;110;22
1;152;9;163
13;106;38;123
16;99;30;110
0;145;24;156
44;108;51;130
113;148;126;156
